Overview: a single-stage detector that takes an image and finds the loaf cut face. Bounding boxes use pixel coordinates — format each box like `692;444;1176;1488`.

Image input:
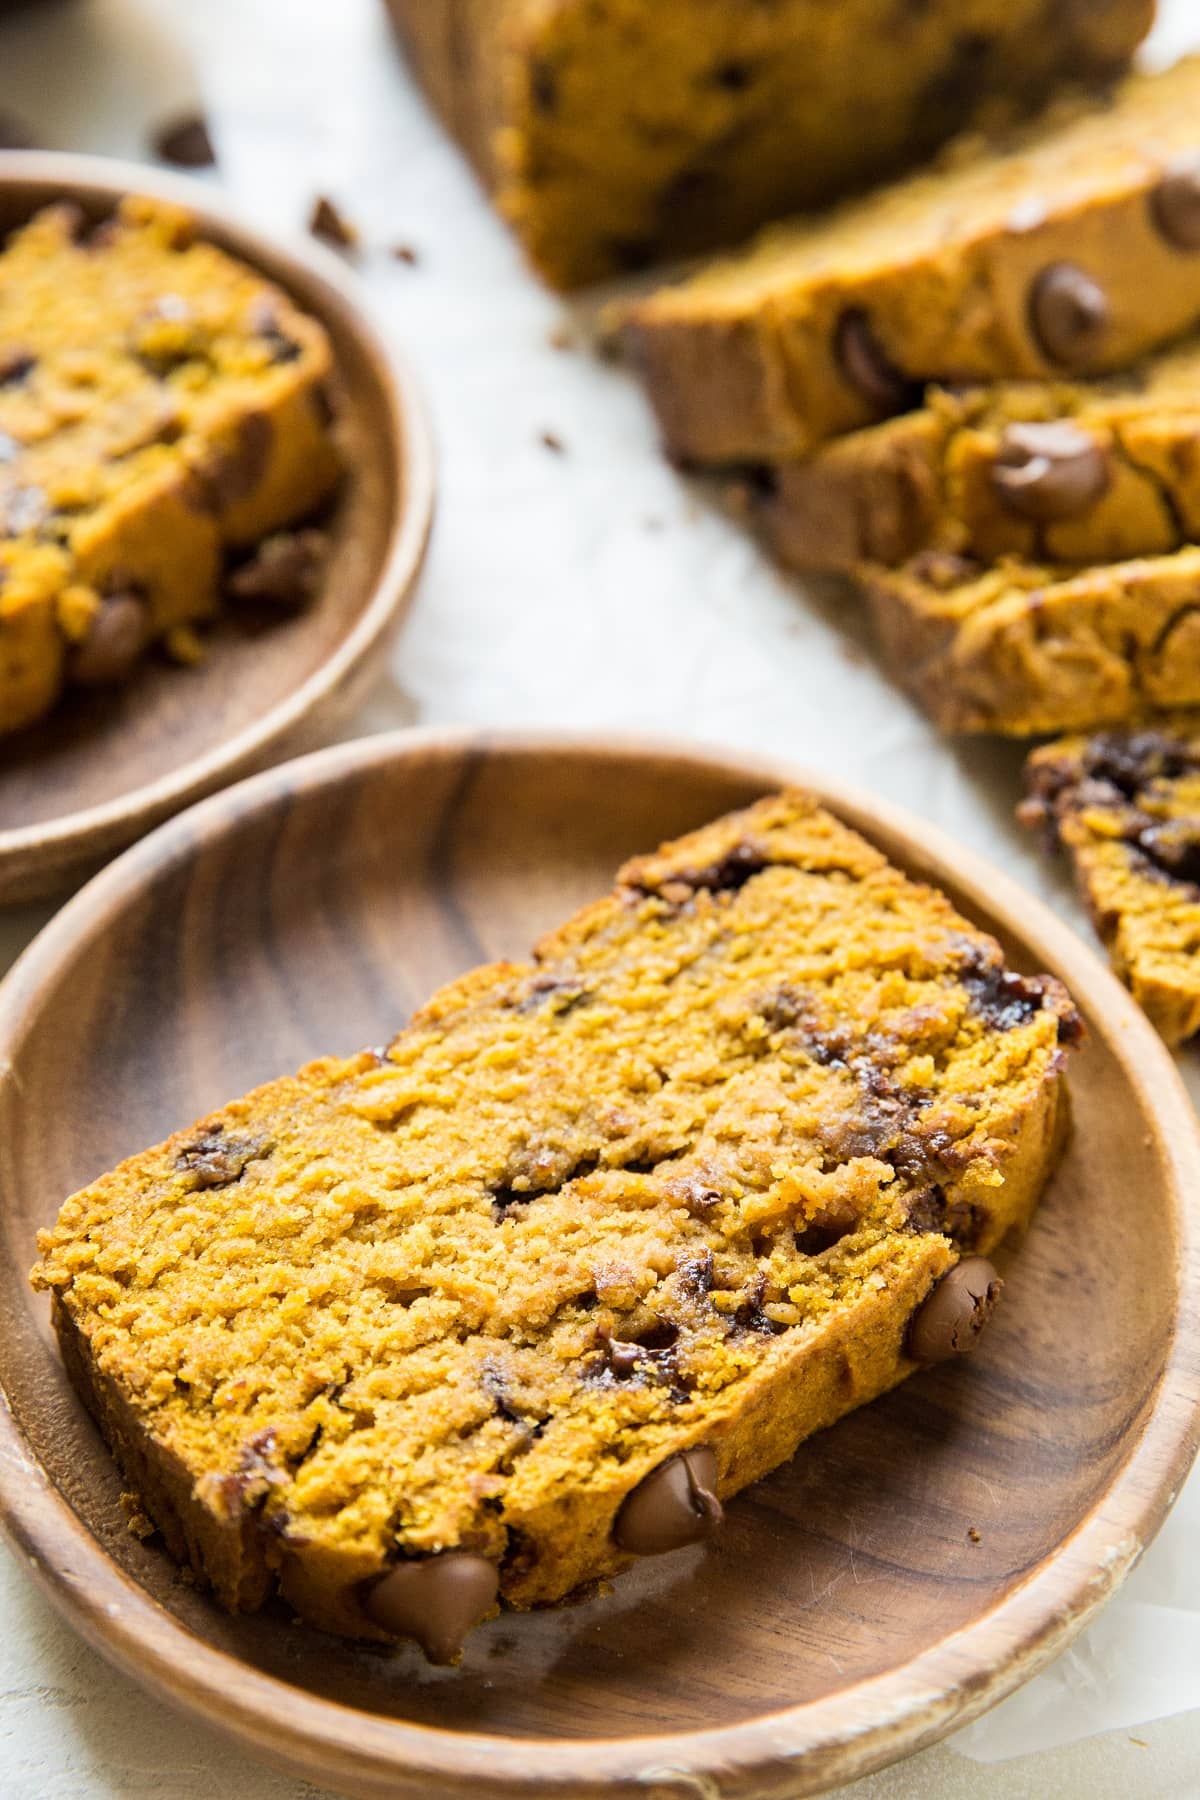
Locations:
1023;721;1200;1045
33;794;1078;1652
0;199;339;735
862;548;1200;737
622;57;1200;462
743;337;1200;574
386;0;1151;291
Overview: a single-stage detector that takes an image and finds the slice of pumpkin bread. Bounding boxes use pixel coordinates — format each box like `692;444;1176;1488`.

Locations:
0;198;339;735
622;56;1200;463
33;793;1078;1660
1022;719;1200;1044
744;336;1200;574
385;0;1150;291
863;548;1200;736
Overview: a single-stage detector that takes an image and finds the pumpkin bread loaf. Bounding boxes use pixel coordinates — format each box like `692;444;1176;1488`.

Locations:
0;198;339;736
622;57;1200;464
862;548;1200;736
385;0;1152;292
743;337;1200;574
33;792;1078;1661
1022;720;1200;1044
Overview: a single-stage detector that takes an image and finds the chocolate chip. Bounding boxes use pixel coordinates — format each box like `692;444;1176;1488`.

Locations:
308;195;358;254
992;422;1110;522
202;411;274;510
530;60;558;115
175;1129;267;1190
614;1447;722;1556
835;309;917;414
363;1553;498;1663
1029;265;1110;367
225;529;329;610
907;1257;1002;1364
0;347;36;388
69;592;148;687
1152;154;1200;252
152;110;217;169
711;60;753;92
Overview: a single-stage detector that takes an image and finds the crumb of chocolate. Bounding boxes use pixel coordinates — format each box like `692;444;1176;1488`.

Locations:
540;430;566;455
390;243;420;266
309;196;358;253
152;111;217;170
967;1526;982;1544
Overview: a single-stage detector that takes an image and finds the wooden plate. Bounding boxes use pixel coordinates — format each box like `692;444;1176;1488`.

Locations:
0;154;435;904
0;731;1197;1799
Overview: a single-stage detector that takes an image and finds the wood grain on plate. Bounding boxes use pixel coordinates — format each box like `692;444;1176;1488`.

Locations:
0;153;434;905
0;731;1197;1799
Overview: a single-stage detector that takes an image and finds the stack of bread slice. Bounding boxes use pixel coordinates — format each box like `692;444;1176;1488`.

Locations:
621;56;1200;741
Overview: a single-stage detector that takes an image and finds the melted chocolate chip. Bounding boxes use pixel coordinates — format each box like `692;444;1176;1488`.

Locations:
907;1257;1002;1363
903;1184;983;1245
635;841;769;905
202;411;274;510
835;309;918;414
710;60;754;91
176;1129;268;1190
992;422;1111;521
152;111;217;169
1135;821;1200;889
69;592;148;686
1029;265;1110;367
1152;154;1200;252
0;348;35;388
363;1553;498;1663
1083;728;1198;797
958;945;1048;1033
614;1447;723;1556
530;60;558;114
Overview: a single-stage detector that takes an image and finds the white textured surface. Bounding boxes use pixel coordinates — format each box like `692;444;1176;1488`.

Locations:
0;0;1199;1793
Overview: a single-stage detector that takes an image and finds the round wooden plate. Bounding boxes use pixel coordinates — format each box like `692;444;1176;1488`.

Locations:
0;154;435;905
0;731;1197;1800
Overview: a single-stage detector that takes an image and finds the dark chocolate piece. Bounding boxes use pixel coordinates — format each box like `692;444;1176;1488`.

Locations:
152;111;217;170
226;529;329;610
992;421;1111;521
175;1130;268;1190
308;195;358;254
69;593;148;687
907;1257;1002;1363
363;1552;498;1663
1029;264;1110;367
613;1446;722;1555
1152;154;1200;252
835;309;916;413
